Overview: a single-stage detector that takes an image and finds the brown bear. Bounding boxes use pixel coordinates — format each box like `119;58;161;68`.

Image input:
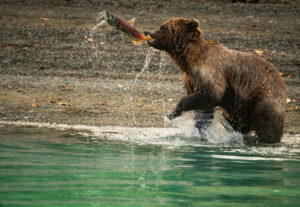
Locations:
145;18;286;143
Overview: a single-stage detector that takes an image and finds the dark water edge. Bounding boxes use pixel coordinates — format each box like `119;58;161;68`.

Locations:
0;125;299;207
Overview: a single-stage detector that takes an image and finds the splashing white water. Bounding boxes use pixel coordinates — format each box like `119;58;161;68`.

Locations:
87;12;156;126
169;110;244;144
205;111;244;143
1;120;299;160
130;47;155;125
90;11;107;36
134;47;155;84
90;20;106;36
158;51;168;127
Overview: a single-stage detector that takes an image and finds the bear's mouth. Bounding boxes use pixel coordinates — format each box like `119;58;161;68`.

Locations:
148;38;157;44
144;31;158;47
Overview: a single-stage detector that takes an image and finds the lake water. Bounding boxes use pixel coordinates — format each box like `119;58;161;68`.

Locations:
1;123;300;207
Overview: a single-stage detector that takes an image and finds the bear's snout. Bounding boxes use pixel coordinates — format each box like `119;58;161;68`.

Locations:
144;31;159;48
144;31;157;40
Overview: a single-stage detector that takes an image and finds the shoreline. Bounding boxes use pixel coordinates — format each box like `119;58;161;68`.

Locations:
1;120;299;144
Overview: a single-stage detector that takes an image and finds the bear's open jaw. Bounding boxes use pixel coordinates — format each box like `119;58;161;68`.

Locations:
148;39;156;44
144;31;158;47
147;38;157;47
148;39;155;43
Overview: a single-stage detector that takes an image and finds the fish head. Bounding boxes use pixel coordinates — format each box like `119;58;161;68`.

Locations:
104;11;116;26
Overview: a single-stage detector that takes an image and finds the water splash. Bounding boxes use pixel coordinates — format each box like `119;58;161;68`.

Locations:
170;110;244;144
87;11;157;126
158;51;168;127
86;11;108;62
1;121;299;158
130;47;155;125
205;111;244;143
90;11;107;36
133;47;155;84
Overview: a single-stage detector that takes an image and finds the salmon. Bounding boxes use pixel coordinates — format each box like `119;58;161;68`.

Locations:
104;11;152;45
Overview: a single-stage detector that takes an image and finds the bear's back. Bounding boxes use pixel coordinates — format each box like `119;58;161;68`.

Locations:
203;45;286;103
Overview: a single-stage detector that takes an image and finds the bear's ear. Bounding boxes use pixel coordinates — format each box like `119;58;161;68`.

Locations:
187;18;200;29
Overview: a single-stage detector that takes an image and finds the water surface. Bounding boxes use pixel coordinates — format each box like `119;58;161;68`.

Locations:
0;124;300;207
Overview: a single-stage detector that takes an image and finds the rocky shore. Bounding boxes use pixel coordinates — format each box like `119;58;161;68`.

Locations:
0;0;299;134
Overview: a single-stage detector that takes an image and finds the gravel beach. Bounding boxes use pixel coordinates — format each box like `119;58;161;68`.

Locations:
0;0;299;134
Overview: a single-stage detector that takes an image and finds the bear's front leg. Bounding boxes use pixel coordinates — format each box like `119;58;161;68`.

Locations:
167;94;214;120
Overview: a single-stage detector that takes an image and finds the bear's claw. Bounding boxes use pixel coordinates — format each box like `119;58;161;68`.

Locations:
167;110;182;120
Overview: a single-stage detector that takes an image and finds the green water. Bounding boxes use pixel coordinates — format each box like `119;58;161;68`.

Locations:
0;125;300;207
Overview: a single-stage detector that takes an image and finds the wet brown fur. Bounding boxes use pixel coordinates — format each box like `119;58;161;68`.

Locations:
147;18;287;143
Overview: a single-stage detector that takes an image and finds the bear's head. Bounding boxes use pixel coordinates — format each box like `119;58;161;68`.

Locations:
145;18;202;53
